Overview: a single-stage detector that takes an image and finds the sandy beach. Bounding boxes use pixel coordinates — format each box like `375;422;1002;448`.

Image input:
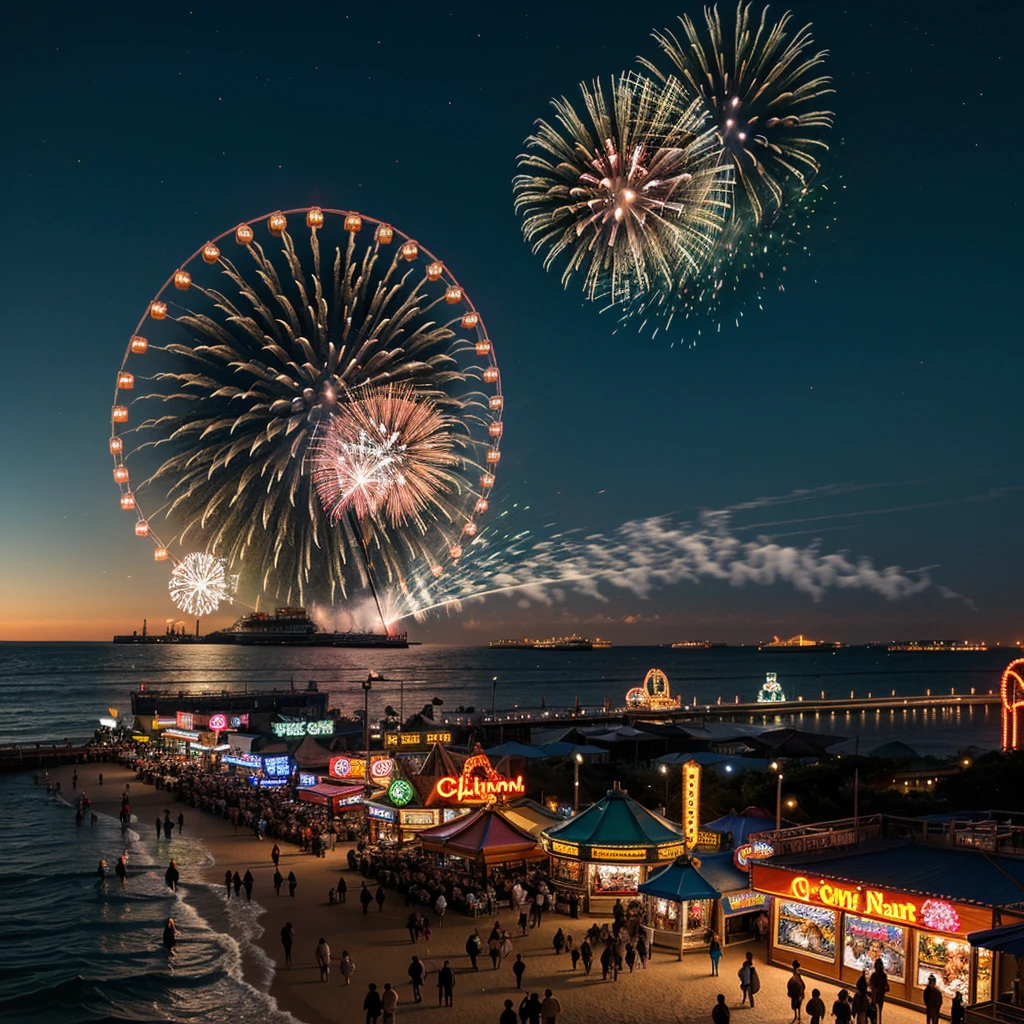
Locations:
49;761;931;1024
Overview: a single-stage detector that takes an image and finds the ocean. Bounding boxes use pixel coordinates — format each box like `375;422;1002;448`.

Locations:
0;772;299;1024
0;642;1012;756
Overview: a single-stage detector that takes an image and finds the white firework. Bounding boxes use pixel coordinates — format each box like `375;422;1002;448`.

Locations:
169;552;235;616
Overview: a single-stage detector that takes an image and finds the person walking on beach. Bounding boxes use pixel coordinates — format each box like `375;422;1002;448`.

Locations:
360;882;373;915
232;871;242;898
869;959;890;1024
243;869;254;902
923;975;943;1024
807;988;826;1024
165;860;179;892
224;870;233;898
340;950;356;986
162;916;177;956
280;922;294;967
709;934;722;976
788;960;806;1024
381;982;398;1024
288;870;297;897
273;869;283;895
513;953;526;989
521;993;542;1024
315;937;331;982
435;892;447;925
500;998;518;1024
364;982;383;1024
271;843;281;868
540;989;561;1024
580;939;593;975
155;815;162;841
712;994;730;1024
466;928;482;969
177;812;184;834
116;855;128;889
408;955;424;1002
337;876;347;903
437;960;455;1008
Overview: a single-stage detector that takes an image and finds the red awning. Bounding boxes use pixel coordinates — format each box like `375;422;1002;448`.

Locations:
419;807;546;864
298;783;363;809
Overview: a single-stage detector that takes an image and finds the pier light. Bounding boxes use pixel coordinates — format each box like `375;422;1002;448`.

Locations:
130;334;149;354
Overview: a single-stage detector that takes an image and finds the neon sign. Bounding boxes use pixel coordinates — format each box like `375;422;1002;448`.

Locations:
262;756;292;777
591;847;649;861
791;876;919;923
433;748;525;803
724;891;769;914
329;755;394;781
208;713;228;732
682;760;701;848
176;712;194;730
298;773;319;787
223;753;262;768
368;805;396;821
272;719;335;738
734;840;776;869
388;779;414;807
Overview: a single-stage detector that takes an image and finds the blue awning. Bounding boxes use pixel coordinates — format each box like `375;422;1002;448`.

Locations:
968;923;1024;956
639;857;721;902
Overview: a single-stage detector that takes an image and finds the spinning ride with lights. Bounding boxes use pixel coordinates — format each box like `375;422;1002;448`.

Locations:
626;668;683;710
1001;658;1024;752
109;208;503;621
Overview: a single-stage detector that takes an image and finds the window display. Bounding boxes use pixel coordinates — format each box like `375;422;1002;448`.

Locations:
843;915;906;982
653;897;679;930
551;858;582;884
592;863;641;894
776;901;837;963
975;947;993;1003
916;933;971;998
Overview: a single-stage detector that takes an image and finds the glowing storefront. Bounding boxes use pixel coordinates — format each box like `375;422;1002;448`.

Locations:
540;784;687;913
752;850;1003;1008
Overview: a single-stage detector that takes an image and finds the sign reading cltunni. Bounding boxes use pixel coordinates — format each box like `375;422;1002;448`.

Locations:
271;720;335;738
433;749;524;804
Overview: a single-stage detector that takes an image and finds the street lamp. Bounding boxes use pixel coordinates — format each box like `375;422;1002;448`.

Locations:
362;671;379;795
491;676;498;716
775;773;784;838
573;752;584;814
659;763;669;811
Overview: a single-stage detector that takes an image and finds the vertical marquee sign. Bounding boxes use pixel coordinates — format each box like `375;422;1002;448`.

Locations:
682;760;701;849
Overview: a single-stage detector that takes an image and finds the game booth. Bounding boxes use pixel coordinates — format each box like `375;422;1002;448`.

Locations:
417;806;548;874
296;782;364;817
638;854;721;956
540;783;688;914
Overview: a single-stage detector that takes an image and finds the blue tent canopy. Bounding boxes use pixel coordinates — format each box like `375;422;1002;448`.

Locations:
639;857;722;902
484;741;547;759
703;812;775;847
539;742;606;758
968;923;1024;956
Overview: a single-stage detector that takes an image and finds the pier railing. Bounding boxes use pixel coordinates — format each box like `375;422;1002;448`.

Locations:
750;815;884;854
886;814;1024;856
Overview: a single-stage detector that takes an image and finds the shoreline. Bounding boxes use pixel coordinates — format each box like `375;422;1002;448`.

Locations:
43;761;937;1024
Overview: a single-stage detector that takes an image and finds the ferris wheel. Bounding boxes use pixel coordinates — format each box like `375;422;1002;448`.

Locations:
109;208;504;620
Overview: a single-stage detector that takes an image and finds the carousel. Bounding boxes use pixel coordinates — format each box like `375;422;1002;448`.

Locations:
540;783;687;913
417;806;548;874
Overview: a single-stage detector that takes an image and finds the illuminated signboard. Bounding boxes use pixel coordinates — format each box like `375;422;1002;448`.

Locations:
657;842;688;860
176;712;194;730
223;753;262;768
433;750;525;804
388;779;415;807
262;756;292;777
329;755;395;781
163;728;200;741
733;840;776;869
752;865;991;935
367;805;397;822
723;891;770;915
298;773;319;787
229;714;249;729
337;793;364;808
152;717;177;728
249;776;289;788
591;847;649;861
384;731;452;748
208;713;228;732
271;719;335;738
550;841;580;857
682;760;701;849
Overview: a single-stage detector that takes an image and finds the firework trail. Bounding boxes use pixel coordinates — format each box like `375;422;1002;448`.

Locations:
514;73;733;305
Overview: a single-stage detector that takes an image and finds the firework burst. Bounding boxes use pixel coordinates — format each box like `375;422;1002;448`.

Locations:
310;385;460;527
639;2;834;227
514;73;733;304
169;551;236;616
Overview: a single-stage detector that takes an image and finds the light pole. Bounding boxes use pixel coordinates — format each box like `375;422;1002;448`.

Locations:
573;753;584;814
775;772;784;839
659;763;669;812
362;671;378;796
491;676;498;716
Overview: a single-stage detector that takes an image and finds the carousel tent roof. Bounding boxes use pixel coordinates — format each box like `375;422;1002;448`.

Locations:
703;812;777;847
502;798;564;837
544;785;682;848
418;807;546;863
485;741;547;759
290;735;334;767
639;857;722;902
418;742;461;778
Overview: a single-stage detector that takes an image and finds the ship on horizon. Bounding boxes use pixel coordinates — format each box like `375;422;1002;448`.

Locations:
490;634;612;651
758;634;846;652
670;640;727;649
887;639;989;652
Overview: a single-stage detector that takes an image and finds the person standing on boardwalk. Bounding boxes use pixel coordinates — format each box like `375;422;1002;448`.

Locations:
232;871;242;898
466;928;482;969
242;869;254;902
271;843;281;868
552;928;565;955
831;990;852;1024
950;991;965;1024
807;988;826;1024
364;982;383;1024
337;875;347;902
709;935;722;976
340;950;356;986
521;993;542;1024
437;960;455;1007
375;884;386;912
288;870;297;897
869;959;890;1024
712;994;730;1024
280;922;294;967
436;892;447;925
489;933;501;970
408;954;424;1002
381;982;398;1024
540;989;561;1024
72;770;78;789
513;953;526;989
923;975;943;1024
315;937;331;982
788;960;806;1024
165;860;179;892
273;869;283;895
360;882;373;915
580;939;593;975
177;812;184;834
738;952;755;1007
500;998;518;1024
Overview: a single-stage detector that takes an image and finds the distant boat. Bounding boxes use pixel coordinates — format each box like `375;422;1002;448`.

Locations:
204;608;409;647
490;635;612;651
758;634;845;652
886;640;988;652
670;640;727;649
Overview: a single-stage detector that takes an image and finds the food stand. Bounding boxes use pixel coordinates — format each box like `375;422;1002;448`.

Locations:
638;855;721;957
418;807;548;873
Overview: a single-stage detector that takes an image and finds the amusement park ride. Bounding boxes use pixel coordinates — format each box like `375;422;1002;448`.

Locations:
626;668;683;710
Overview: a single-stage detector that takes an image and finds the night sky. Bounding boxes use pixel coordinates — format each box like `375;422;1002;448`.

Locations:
1;1;1020;643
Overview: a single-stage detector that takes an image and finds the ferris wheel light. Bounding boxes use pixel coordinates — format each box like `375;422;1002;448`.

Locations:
268;212;288;236
488;422;503;437
489;395;503;410
475;498;489;514
235;224;254;245
445;286;463;305
112;405;128;424
344;214;363;233
306;207;324;228
449;544;463;560
377;224;394;244
401;241;419;261
109;437;123;455
463;522;477;536
427;261;444;282
117;372;134;390
173;269;191;290
149;300;167;320
462;312;480;329
486;449;501;464
430;564;444;577
130;335;148;354
135;520;150;537
480;472;495;488
483;367;499;384
113;466;129;484
120;493;136;510
475;340;491;356
154;547;169;561
202;242;220;264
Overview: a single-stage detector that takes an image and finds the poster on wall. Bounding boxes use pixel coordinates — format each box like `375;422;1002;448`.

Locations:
843;915;906;982
776;901;837;963
916;933;971;998
593;864;641;893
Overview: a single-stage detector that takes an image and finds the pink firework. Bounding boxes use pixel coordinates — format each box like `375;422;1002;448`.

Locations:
310;386;460;527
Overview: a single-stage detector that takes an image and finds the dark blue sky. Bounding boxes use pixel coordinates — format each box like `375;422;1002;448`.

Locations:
0;1;1020;642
